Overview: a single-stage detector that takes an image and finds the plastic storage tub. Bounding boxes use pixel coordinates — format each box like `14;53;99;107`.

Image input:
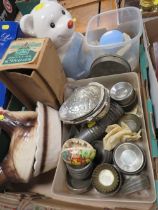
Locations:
85;7;143;71
52;72;156;210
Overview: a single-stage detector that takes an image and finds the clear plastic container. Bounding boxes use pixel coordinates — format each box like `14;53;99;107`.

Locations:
85;7;143;71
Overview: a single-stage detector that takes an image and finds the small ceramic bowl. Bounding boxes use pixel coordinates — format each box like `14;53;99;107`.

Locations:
113;142;146;175
33;102;62;177
61;138;96;166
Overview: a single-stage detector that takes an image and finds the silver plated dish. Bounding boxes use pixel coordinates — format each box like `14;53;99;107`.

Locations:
70;88;110;124
59;82;110;124
113;142;146;175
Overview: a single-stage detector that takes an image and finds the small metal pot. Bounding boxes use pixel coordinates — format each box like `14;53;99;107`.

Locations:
119;114;141;132
113;142;146;175
120;93;138;112
66;161;94;180
92;141;113;164
119;174;150;195
66;173;92;194
75;101;124;143
110;82;137;111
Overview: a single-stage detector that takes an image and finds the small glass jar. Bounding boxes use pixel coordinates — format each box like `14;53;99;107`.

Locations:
140;0;155;12
154;0;158;12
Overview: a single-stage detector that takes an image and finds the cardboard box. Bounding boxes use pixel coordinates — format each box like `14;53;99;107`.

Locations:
0;21;22;59
0;0;18;21
0;38;67;110
143;17;158;129
0;49;157;210
52;73;156;210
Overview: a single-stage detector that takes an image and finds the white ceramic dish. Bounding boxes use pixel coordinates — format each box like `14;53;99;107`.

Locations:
34;102;61;177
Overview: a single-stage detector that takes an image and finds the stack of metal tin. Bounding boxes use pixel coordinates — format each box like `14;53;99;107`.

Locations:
59;81;150;196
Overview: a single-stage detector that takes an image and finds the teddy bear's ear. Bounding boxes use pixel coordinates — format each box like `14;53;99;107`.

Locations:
20;14;36;36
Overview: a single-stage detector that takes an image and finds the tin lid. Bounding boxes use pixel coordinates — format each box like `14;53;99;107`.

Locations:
113;142;145;174
90;55;131;78
110;82;134;102
119;114;141;132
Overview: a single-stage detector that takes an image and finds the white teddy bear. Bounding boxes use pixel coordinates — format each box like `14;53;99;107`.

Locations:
20;0;93;79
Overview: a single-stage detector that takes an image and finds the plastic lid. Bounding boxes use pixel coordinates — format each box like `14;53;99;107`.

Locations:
99;30;124;45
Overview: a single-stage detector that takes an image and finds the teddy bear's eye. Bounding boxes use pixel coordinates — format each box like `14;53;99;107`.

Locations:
50;22;55;28
62;10;66;15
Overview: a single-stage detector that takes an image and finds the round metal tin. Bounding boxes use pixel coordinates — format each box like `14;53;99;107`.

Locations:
113;142;146;175
66;161;94;180
119;114;141;132
89;55;131;77
110;82;135;106
120;174;150;195
66;173;92;194
92;141;113;164
120;93;138;112
92;163;121;195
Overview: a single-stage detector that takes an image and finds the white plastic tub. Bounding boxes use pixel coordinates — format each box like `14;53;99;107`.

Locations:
85;7;143;71
52;72;156;210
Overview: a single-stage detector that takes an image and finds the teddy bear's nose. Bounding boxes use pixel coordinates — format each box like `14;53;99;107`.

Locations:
67;20;73;29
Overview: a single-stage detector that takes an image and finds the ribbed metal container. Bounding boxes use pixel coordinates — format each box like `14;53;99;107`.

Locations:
66;161;94;180
75;101;124;143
